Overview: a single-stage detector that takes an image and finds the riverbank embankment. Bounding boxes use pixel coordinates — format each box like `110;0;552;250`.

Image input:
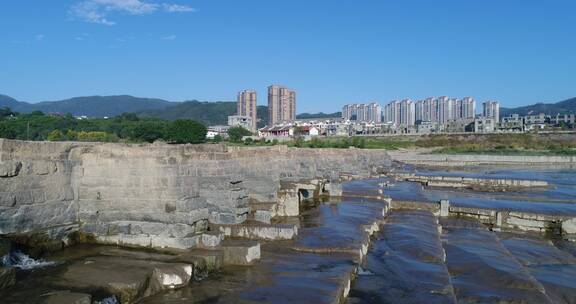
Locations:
388;149;576;167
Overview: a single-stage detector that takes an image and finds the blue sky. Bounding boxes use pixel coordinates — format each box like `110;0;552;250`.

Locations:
1;0;575;113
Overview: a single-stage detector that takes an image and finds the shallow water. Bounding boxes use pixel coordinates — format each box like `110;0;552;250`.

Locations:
382;166;576;215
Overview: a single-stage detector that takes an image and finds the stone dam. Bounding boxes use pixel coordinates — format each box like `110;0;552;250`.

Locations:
2;139;576;303
0;139;390;247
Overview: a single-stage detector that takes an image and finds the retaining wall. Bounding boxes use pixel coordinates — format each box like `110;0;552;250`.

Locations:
0;139;391;249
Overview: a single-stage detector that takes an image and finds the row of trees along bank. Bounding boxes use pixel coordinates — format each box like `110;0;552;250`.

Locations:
0;109;207;144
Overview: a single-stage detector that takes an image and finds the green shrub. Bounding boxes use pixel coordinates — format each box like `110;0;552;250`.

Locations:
166;120;207;144
228;126;252;142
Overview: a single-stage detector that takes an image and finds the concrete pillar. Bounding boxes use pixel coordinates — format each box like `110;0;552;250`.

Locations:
440;200;450;217
496;212;504;227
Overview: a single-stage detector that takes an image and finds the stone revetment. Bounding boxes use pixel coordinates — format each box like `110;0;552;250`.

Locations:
0;139;391;251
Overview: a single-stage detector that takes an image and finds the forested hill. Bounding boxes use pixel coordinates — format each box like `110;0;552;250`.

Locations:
501;97;576;116
139;101;270;127
0;95;174;117
296;112;342;119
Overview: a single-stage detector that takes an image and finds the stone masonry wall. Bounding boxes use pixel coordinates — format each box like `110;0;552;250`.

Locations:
0;139;391;248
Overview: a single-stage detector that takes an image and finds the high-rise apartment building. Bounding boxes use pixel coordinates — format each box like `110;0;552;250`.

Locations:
236;89;257;132
437;96;453;124
415;99;424;123
459;97;476;119
268;85;296;125
483;101;500;123
342;103;382;123
399;99;415;126
422;97;438;123
383;100;401;124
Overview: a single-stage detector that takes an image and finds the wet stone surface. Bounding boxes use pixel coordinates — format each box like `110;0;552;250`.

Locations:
141;199;389;304
499;234;576;304
440;218;552;303
348;210;456;304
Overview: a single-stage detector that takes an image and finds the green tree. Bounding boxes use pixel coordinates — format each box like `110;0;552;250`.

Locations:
0;122;16;139
166;119;207;144
213;134;223;143
132;120;167;143
116;112;140;121
77;131;109;142
228;126;252;142
47;130;64;141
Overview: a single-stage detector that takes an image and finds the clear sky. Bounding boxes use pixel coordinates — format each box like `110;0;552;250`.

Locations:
1;0;575;113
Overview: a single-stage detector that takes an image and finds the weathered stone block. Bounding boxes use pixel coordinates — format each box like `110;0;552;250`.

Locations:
222;240;261;265
200;232;224;247
0;161;22;177
218;223;298;240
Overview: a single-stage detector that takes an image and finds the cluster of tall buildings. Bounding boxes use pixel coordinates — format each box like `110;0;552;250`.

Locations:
234;85;296;132
233;89;501;135
383;97;499;126
341;103;382;123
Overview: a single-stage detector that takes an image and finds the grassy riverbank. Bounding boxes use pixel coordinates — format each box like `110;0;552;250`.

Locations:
421;134;576;156
234;133;576;156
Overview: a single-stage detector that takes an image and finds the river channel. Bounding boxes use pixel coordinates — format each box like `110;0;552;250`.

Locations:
1;166;575;303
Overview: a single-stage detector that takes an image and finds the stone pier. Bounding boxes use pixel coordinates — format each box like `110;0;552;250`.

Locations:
391;172;549;191
390;199;576;239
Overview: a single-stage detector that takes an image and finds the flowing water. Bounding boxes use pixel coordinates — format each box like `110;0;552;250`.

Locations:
1;166;576;303
1;251;58;270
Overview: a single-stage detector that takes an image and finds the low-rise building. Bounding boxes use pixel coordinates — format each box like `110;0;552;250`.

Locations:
500;114;524;132
445;119;474;133
228;115;254;132
297;126;320;137
206;125;229;139
551;114;575;126
416;121;437;134
474;117;495;133
524;113;547;125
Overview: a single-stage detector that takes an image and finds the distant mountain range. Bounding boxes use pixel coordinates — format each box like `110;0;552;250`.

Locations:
501;97;576;117
0;94;174;117
0;94;335;127
296;112;342;119
2;94;573;125
139;101;270;127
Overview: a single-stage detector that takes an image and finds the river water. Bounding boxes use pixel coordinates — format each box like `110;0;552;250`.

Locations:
1;166;576;303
